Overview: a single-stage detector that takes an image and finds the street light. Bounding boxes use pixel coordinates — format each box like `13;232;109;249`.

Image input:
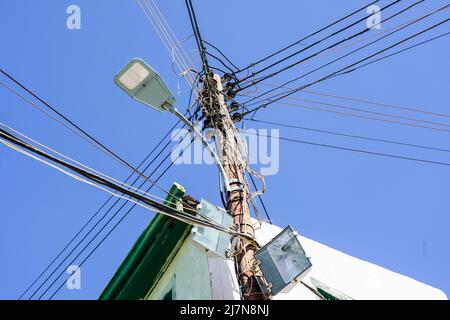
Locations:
114;58;230;192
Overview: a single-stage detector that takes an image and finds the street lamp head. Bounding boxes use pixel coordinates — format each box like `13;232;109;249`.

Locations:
114;58;176;112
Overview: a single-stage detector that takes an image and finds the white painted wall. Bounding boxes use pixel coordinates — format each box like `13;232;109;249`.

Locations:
253;221;447;300
145;235;212;300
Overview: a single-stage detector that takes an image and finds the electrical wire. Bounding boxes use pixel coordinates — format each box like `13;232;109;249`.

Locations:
335;31;450;76
252;99;450;134
242;4;450;105
236;0;402;86
0;129;244;235
260;83;450;119
203;40;239;71
246;118;450;154
38;137;197;300
242;17;450;116
0;70;190;207
17;119;181;299
243;130;450;168
234;0;381;75
0;128;255;299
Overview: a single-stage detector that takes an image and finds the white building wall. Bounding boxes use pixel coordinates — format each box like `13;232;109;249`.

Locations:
254;221;447;300
145;235;212;300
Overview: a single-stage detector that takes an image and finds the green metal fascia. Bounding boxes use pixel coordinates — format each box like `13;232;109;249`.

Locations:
99;182;191;300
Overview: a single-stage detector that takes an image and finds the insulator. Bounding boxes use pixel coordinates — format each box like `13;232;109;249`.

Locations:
229;101;240;112
226;90;236;99
231;113;243;123
224;82;236;92
222;73;232;83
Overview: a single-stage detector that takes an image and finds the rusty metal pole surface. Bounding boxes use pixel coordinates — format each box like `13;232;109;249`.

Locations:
211;74;265;300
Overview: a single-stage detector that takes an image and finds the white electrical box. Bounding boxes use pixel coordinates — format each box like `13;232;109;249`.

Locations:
192;199;233;259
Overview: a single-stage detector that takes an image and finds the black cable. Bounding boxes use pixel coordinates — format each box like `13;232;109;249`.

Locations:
246;118;450;154
234;0;380;75
47;137;196;300
25;124;186;300
38;138;194;300
242;18;450;116
248;173;272;224
244;131;450;168
185;0;210;75
206;51;236;74
18;119;181;300
0;69;177;200
0;129;241;298
243;3;447;105
203;40;240;71
218;170;227;210
237;0;399;85
336;31;450;76
238;0;418;91
0;129;199;219
244;3;450;105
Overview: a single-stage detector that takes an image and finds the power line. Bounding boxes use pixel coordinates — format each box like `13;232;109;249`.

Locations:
246;118;450;153
261;83;450;119
0;127;254;299
244;131;450;168
236;0;403;86
185;0;210;75
243;4;450;105
18;119;181;300
0;128;244;236
336;31;450;76
45;135;197;300
32;132;190;300
41;136;196;300
0;69;184;203
249;93;450;129
234;0;380;75
203;40;239;71
242;17;450;116
256;99;450;133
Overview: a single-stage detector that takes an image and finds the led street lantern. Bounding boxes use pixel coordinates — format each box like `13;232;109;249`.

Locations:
114;58;231;193
115;58;176;112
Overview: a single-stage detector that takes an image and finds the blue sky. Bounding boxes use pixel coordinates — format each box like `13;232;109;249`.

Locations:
0;0;449;299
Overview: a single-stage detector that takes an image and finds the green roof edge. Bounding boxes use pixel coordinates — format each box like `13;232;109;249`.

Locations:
99;182;189;300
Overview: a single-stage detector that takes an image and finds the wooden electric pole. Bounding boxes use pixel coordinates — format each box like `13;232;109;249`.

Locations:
208;74;266;300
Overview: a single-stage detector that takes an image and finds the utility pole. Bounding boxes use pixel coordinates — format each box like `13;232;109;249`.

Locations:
205;74;265;300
